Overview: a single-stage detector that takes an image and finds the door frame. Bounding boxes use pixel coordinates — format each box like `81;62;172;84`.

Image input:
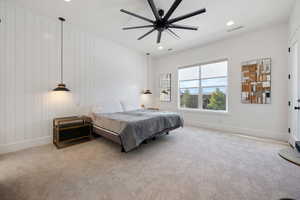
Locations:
288;30;300;147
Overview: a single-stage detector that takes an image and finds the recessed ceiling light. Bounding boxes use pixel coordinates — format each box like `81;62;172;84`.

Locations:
64;0;72;2
226;20;235;26
158;46;164;50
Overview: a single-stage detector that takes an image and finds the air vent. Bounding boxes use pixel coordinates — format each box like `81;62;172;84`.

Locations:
227;26;244;32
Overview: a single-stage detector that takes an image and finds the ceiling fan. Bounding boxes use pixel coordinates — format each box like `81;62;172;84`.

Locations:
120;0;206;44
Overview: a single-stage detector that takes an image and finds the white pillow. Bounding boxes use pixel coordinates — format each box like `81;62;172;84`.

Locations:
120;100;140;111
92;100;123;114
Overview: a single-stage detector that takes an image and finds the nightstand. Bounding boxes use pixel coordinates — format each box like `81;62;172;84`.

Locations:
53;116;93;149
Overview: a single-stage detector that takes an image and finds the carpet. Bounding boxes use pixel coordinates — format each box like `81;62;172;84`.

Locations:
1;126;300;200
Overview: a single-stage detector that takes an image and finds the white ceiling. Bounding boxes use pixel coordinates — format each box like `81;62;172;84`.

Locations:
15;0;294;56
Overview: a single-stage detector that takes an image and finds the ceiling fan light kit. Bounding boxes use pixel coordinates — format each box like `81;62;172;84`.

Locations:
121;0;206;44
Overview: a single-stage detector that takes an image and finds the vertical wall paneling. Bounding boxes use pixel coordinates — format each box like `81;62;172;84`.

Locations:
0;0;6;144
79;32;84;106
15;5;25;141
47;20;58;135
82;33;87;107
24;10;31;141
0;0;146;153
7;0;16;144
41;18;48;138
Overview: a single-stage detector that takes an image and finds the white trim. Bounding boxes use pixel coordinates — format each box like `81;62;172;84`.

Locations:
288;33;299;147
185;120;287;142
178;58;229;70
289;24;300;43
177;59;229;112
179;108;230;115
0;136;52;154
289;134;296;147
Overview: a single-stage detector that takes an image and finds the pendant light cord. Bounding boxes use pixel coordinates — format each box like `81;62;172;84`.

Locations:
147;54;148;87
146;53;150;89
60;19;64;84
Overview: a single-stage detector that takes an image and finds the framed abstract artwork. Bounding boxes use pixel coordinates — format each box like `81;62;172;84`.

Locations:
241;58;271;104
160;73;171;102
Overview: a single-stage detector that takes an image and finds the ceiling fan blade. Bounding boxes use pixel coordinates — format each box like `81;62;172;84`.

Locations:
138;28;156;40
168;24;198;30
167;28;181;39
120;9;154;23
163;0;182;22
157;30;162;43
147;0;160;20
123;25;154;30
168;8;206;24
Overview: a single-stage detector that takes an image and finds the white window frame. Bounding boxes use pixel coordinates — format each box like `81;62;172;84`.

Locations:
177;59;229;113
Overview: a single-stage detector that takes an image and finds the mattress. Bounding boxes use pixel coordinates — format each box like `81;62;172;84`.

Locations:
92;109;183;152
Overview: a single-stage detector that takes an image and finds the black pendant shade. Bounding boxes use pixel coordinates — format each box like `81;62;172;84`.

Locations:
53;17;70;92
144;89;152;95
53;83;70;92
161;90;168;94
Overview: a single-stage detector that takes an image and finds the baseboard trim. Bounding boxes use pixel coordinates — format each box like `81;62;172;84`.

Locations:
0;122;287;154
0;136;52;154
185;120;288;142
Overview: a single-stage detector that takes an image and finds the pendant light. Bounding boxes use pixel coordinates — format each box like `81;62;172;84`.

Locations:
53;17;70;92
143;53;152;95
161;90;168;95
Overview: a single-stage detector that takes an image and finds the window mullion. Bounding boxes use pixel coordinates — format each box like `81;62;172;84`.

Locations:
199;65;202;109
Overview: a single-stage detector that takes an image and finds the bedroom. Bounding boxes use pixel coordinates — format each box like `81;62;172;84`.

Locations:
1;0;300;199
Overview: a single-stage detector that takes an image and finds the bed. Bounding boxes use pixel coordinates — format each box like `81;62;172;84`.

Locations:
90;102;183;152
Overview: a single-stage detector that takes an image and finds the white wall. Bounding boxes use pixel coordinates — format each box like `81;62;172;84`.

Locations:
0;0;147;153
151;24;288;141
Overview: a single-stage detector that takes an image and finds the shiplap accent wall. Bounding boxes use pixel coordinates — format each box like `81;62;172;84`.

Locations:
0;0;146;153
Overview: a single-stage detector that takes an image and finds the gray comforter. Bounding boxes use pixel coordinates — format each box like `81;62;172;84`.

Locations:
93;109;183;152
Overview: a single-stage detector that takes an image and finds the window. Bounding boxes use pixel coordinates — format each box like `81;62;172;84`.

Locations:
178;60;228;111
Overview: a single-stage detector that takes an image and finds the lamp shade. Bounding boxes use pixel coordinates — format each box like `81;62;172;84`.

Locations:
143;89;152;95
53;83;70;92
161;90;168;94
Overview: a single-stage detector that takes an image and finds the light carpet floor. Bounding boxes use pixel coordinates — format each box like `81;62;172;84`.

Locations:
1;127;300;200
